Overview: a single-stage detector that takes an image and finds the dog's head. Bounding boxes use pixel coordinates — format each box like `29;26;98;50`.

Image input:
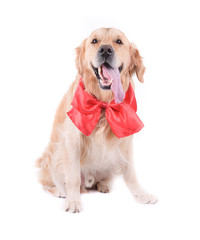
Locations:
76;28;145;102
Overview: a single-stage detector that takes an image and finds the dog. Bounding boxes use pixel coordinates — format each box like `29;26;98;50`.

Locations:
36;28;157;213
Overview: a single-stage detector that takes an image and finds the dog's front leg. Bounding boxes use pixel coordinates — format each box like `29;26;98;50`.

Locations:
123;146;157;204
64;130;82;213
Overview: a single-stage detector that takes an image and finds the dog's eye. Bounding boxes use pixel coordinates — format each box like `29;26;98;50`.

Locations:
91;38;98;44
116;39;123;44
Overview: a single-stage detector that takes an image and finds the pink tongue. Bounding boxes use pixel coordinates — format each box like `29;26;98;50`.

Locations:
102;65;125;103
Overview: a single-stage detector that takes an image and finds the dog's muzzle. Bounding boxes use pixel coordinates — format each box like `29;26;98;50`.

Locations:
97;45;114;67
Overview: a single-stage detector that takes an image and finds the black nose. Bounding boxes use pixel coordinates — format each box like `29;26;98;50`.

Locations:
98;45;114;58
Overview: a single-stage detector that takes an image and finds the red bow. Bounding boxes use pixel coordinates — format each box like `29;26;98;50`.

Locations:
67;79;144;138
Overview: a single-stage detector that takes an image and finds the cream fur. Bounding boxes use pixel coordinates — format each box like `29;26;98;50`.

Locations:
36;28;157;213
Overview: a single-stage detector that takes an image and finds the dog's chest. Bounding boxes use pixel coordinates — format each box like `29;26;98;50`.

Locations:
80;136;127;182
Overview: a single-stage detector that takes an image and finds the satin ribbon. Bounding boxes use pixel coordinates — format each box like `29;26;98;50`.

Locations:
67;79;144;138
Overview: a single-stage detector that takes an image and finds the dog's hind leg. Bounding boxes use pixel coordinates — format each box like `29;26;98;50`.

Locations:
96;176;113;193
36;143;66;198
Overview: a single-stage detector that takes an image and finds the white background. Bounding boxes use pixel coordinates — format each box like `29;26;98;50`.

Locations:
0;0;200;239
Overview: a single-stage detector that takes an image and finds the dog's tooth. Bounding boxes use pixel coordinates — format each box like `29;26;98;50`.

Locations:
99;67;103;80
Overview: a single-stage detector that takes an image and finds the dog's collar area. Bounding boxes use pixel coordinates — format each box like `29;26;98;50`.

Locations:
67;79;144;138
101;102;108;108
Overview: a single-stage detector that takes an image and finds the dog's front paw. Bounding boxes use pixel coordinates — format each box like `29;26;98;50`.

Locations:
65;200;82;213
134;192;158;204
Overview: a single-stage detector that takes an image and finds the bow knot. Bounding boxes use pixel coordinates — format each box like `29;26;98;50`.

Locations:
67;79;144;138
101;102;108;109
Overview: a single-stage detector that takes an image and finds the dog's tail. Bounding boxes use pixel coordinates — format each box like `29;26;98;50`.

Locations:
35;156;43;168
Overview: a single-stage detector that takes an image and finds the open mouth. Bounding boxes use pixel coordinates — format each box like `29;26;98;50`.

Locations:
92;63;123;90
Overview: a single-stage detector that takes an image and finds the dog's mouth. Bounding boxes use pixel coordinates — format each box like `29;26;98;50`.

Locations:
92;63;123;90
91;62;125;103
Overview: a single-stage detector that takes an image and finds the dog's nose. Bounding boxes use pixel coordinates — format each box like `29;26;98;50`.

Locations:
98;45;114;58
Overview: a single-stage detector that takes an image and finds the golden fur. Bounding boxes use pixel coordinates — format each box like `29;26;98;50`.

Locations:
36;28;157;213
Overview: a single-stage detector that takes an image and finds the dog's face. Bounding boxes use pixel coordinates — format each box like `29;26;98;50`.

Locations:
76;28;145;101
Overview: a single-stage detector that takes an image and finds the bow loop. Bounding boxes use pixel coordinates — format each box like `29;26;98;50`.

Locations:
71;81;102;115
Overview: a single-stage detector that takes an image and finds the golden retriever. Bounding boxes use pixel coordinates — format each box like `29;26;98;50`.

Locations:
36;28;157;213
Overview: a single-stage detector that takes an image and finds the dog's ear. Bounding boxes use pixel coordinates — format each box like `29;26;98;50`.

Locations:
129;43;145;83
75;39;86;76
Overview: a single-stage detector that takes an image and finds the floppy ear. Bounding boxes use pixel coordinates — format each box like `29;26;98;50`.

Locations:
129;43;145;83
75;39;86;75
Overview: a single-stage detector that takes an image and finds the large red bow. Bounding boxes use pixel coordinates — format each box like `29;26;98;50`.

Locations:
67;79;144;138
